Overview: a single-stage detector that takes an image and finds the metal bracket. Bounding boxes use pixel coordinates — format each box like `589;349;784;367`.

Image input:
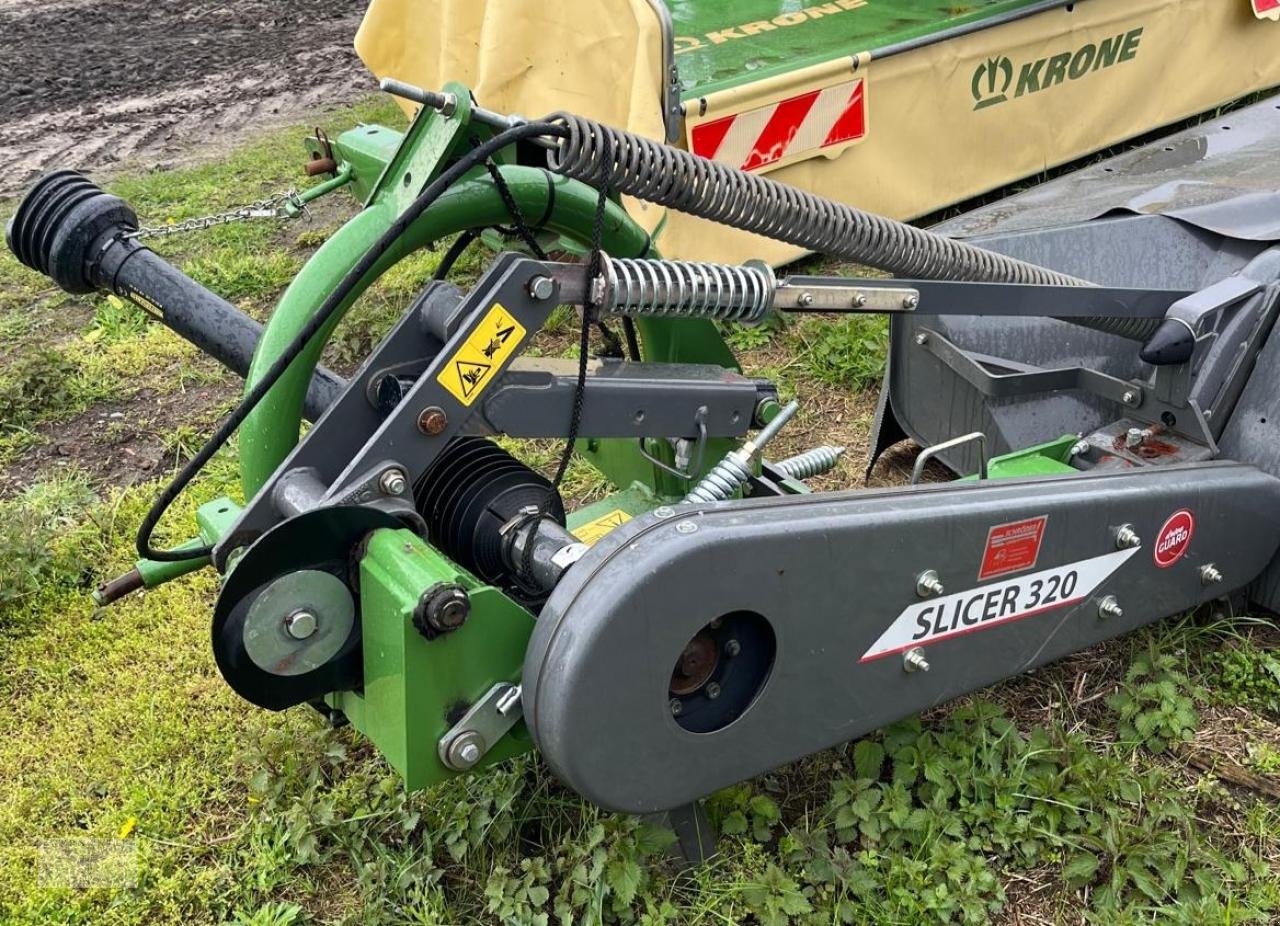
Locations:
912;432;988;484
774;278;920;313
645;0;684;143
438;682;523;771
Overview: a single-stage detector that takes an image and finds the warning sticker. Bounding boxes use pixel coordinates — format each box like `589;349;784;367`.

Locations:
1254;0;1280;22
572;509;632;546
860;547;1139;663
978;515;1047;581
436;303;526;406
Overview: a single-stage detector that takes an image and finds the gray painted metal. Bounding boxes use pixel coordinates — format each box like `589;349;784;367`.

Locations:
524;462;1280;812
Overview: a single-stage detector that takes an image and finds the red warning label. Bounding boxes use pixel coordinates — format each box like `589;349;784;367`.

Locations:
978;516;1048;580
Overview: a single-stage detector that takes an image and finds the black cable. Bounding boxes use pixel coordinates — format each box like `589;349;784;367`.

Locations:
135;120;569;562
432;227;482;281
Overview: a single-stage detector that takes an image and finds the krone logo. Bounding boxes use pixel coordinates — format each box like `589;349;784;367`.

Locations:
971;56;1013;110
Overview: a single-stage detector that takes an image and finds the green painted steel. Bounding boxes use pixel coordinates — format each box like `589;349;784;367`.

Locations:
335;528;535;788
969;434;1080;481
671;0;1050;98
132;497;243;589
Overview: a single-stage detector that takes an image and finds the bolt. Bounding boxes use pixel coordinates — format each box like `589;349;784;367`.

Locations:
417;405;448;436
444;730;486;770
902;294;920;310
1200;563;1224;586
676;520;698;534
724;639;741;657
669;698;683;716
1125;427;1145;450
852;292;867;308
903;648;930;673
915;569;945;598
914;332;929;346
414;584;471;637
653;506;676;519
1121;390;1139;406
283;609;318;640
706;682;722;700
528;276;556;300
709;617;723;630
1097;595;1123;620
797;291;814;307
1069;439;1091;458
379;468;408;496
1114;524;1142;550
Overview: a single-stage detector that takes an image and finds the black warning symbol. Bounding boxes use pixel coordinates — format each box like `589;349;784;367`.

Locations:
482;325;517;360
455;359;492;398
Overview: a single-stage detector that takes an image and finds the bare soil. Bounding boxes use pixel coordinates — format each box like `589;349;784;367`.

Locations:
0;0;371;196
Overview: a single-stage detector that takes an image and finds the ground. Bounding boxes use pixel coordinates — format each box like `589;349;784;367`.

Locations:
1;7;1280;924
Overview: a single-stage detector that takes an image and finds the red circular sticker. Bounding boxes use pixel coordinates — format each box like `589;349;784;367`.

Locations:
1153;509;1194;568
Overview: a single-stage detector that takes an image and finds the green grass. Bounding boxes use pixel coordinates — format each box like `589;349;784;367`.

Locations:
1;97;1279;925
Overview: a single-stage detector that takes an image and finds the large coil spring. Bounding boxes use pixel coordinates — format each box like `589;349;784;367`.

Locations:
774;446;845;481
684;450;753;504
546;113;1159;341
600;257;774;324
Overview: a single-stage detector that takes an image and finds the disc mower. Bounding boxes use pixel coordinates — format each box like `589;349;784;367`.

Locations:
8;70;1280;858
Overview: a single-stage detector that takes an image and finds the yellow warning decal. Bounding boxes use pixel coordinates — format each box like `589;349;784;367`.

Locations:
572;509;633;546
437;303;526;406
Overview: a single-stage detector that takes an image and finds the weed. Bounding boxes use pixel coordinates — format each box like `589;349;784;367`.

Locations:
0;347;78;430
88;295;149;344
1207;639;1280;716
794;315;888;389
1108;641;1200;753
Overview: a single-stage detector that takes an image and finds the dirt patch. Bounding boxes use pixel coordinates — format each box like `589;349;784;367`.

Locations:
0;0;371;196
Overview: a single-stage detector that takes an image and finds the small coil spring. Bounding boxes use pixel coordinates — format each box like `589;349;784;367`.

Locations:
774;446;845;481
684;449;752;504
600;257;774;325
546;113;1159;342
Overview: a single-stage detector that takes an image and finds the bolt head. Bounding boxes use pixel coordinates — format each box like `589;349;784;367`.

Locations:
1097;595;1123;620
1069;440;1090;458
417;405;448;436
705;682;722;700
903;647;930;673
444;731;485;770
1121;390;1139;406
675;520;698;534
852;292;867;308
903;294;920;310
915;569;944;598
653;506;676;519
669;698;683;717
1200;564;1224;586
914;332;929;346
797;291;814;307
528;276;556;300
724;639;741;657
379;468;408;496
1114;525;1141;550
458;742;482;765
414;584;471;637
283;609;318;640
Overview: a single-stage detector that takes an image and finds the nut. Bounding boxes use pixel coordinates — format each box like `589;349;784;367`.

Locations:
1114;525;1141;550
1199;564;1224;586
902;294;920;310
903;648;930;673
379;468;408;496
1097;595;1123;620
915;569;945;598
414;584;471;637
417;405;448;436
283;609;318;640
444;730;485;770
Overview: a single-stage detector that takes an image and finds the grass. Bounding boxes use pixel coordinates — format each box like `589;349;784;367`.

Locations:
1;96;1279;925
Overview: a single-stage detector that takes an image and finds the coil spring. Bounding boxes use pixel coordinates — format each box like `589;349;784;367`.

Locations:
602;257;773;324
774;446;845;480
684;449;752;504
546;113;1159;341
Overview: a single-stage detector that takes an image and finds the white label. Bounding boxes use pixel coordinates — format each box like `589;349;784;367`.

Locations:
859;548;1139;663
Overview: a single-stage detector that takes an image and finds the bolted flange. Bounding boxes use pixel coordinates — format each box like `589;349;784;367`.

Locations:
903;648;931;673
915;569;945;598
1097;595;1123;620
413;583;471;638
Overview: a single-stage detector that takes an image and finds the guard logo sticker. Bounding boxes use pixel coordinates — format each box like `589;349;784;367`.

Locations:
859;548;1139;663
1153;509;1194;568
572;509;633;546
978;515;1047;581
436;303;526;406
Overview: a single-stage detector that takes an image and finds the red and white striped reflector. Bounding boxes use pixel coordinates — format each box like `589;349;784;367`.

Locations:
689;78;866;172
1254;0;1280;20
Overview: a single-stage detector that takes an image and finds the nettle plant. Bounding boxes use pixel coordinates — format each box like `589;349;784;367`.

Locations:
1107;642;1200;753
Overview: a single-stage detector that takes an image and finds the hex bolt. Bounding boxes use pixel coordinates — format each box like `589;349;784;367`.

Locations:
1121;390;1139;406
528;276;556;300
379;468;408;496
444;730;486;770
706;682;722;700
914;331;929;346
1097;595;1123;620
414;584;471;637
669;698;684;717
653;506;676;519
903;648;931;673
417;405;448;436
724;639;741;657
283;609;318;640
1069;439;1091;458
852;292;867;308
903;294;920;310
1200;563;1224;586
675;520;698;534
915;569;945;598
1114;524;1142;550
797;291;814;307
1125;427;1146;450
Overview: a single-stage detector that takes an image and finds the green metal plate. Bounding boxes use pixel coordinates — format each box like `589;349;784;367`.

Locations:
671;0;1052;97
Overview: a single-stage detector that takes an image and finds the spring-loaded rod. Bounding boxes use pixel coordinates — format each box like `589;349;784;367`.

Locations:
685;401;799;504
774;446;846;480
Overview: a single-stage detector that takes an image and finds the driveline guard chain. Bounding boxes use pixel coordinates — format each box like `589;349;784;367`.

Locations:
544;112;1159;342
123;189;305;240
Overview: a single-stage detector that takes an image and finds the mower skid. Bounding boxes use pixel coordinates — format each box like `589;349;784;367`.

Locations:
524;462;1280;812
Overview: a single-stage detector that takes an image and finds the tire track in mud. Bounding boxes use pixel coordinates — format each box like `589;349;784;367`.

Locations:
0;0;372;196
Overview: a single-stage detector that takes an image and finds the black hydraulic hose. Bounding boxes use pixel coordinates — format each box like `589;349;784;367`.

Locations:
133;120;571;562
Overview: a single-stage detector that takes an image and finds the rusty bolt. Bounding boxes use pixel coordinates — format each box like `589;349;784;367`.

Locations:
417;405;448;435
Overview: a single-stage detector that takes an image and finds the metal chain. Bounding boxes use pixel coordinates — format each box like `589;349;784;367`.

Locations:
123;189;305;240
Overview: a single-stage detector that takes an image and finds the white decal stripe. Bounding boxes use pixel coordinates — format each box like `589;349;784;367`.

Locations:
714;105;774;169
859;548;1139;663
788;82;855;156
